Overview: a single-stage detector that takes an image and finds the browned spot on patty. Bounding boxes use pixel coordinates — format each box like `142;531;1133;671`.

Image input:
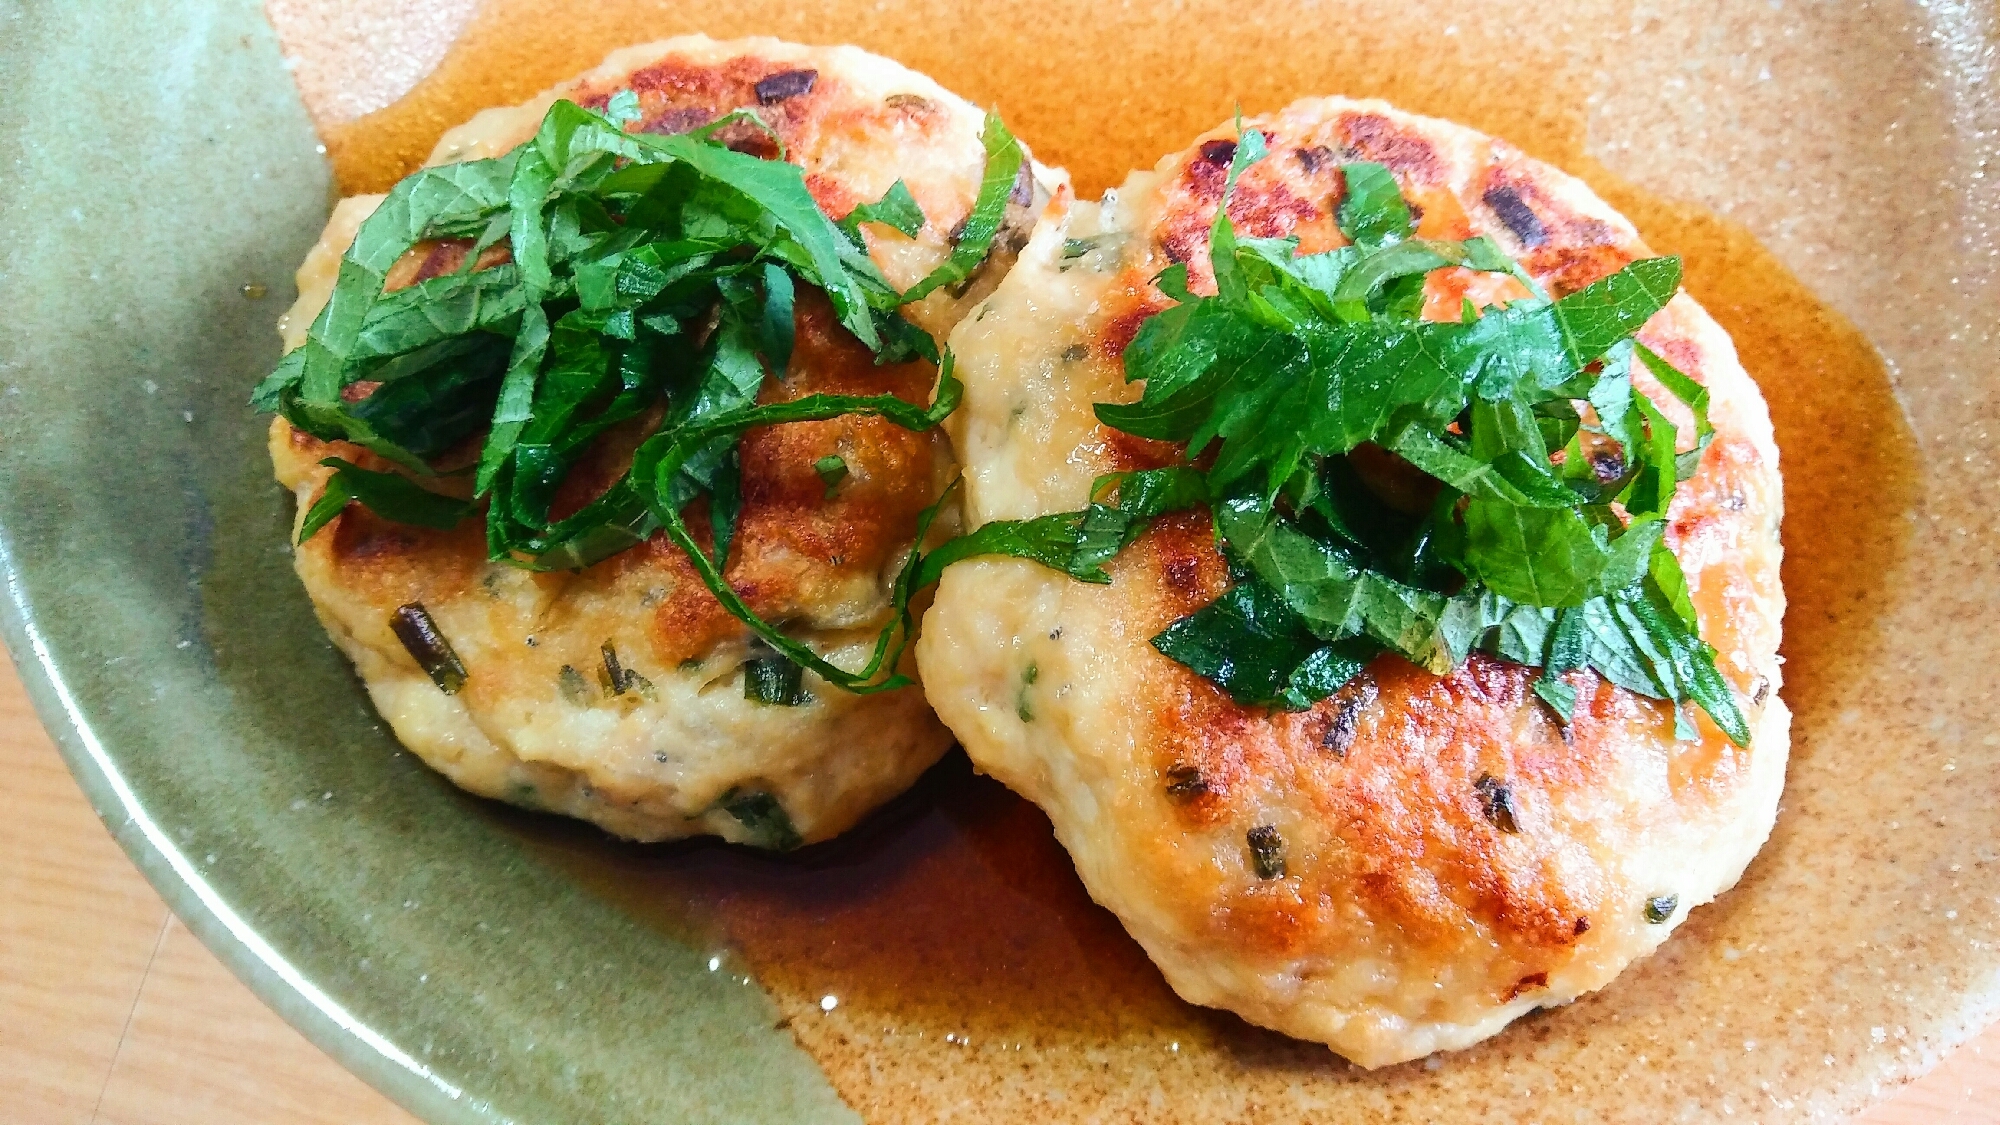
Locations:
1478;167;1640;295
1100;293;1171;359
1294;144;1340;177
1407;183;1475;242
1227;180;1323;240
1215;878;1315;953
381;237;513;293
572;51;966;228
628;526;752;664
1127;510;1228;618
1095;425;1182;475
323;501;486;605
803;172;862;222
1182;144;1232;204
1482;183;1549;248
639;105;717;136
569;54;841;189
490;289;944;662
607;54;801;121
1504;972;1550;1001
1135;652;1627;960
753;68;817;105
292;280;943;670
1339;112;1444;184
1158;171;1324;270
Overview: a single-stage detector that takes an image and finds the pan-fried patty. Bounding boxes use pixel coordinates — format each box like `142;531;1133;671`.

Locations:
271;35;1057;846
918;97;1788;1066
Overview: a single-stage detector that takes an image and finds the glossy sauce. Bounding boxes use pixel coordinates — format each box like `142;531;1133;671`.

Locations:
292;2;1919;1116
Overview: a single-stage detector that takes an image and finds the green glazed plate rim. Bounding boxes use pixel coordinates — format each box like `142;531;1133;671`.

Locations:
0;591;481;1122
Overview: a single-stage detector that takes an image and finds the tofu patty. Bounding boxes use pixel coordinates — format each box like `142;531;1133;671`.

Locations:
272;35;1057;847
918;97;1789;1066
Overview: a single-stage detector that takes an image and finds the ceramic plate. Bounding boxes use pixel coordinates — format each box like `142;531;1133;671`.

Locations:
2;1;1995;1121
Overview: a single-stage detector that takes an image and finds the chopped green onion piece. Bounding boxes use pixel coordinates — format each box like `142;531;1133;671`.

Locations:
715;788;803;851
389;602;467;694
814;454;849;497
1246;825;1286;879
743;656;810;706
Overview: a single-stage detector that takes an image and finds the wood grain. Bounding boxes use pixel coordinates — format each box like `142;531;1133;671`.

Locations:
0;660;166;1125
0;656;413;1125
91;915;410;1125
0;652;1986;1122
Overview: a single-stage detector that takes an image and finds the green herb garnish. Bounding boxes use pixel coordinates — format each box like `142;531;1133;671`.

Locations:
297;457;472;544
1246;824;1286;879
953;130;1748;745
713;788;803;851
557;664;591;704
897;121;1025;303
1016;660;1038;722
598;639;655;698
813;453;849;496
263;97;1747;744
839;179;925;242
257;96;1026;696
743;655;811;706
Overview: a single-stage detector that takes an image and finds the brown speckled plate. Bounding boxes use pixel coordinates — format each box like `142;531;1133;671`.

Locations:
2;1;1994;1122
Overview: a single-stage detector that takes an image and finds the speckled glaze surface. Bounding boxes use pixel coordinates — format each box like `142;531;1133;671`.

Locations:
0;1;1993;1122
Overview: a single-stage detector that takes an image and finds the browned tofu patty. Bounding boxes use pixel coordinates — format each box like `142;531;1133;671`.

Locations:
919;97;1788;1066
272;35;1057;846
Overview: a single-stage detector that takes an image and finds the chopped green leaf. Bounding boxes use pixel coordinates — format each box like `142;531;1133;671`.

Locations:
557;664;592;705
1060;233;1126;263
840;179;925;241
258;94;1743;744
1246;824;1287;879
1473;773;1522;833
898;114;1024;304
913;465;1208;588
1337;162;1415;249
930;134;1743;742
1635;342;1715;480
1552;256;1682;369
298;458;473;544
714;788;803;851
252;96;1025;703
599;639;654;698
604;88;641;128
914;509;1097;584
1152;570;1379;710
1069;467;1209;573
814;454;849;497
743;657;811;707
1532;672;1578;721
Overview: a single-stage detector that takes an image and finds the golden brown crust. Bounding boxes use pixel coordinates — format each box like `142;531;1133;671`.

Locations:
566;53;977;223
276;291;946;665
921;96;1789;1065
269;36;1053;845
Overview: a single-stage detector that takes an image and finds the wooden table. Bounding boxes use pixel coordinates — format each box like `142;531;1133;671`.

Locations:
1;653;1990;1123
